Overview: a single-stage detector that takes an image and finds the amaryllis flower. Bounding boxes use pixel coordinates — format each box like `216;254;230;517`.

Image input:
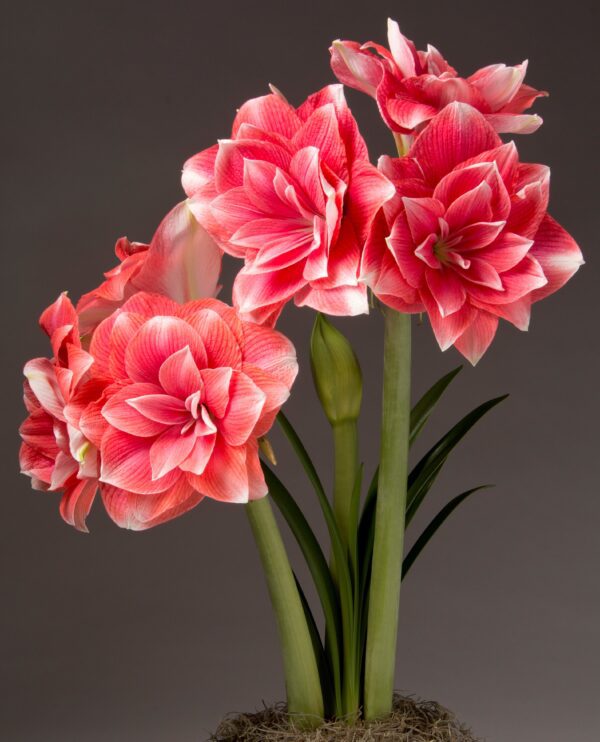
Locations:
79;292;297;529
331;18;546;140
19;294;104;531
361;103;583;364
77;201;222;334
182;84;394;325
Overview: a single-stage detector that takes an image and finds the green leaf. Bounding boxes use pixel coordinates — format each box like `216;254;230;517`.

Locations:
406;394;507;525
410;366;462;446
275;412;357;713
294;573;335;717
348;463;364;585
402;486;493;577
263;463;343;715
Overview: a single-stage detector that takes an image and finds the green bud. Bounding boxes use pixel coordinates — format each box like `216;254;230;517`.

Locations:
310;313;362;426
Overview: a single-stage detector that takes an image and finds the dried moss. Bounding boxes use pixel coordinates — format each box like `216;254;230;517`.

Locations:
211;693;481;741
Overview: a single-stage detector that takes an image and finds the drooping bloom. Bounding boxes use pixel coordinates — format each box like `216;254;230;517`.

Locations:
182;84;394;325
331;18;546;139
78;292;297;529
19;294;104;531
361;103;583;364
77;200;222;334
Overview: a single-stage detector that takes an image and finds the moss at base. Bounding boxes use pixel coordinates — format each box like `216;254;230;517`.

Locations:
211;694;480;741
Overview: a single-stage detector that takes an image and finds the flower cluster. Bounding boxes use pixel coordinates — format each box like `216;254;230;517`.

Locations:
20;17;583;530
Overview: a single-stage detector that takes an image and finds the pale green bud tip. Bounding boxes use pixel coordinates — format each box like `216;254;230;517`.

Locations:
310;313;362;426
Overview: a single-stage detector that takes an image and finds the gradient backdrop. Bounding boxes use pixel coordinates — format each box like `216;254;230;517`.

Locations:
2;1;598;739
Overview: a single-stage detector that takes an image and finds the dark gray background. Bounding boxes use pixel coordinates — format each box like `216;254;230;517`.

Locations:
2;1;598;740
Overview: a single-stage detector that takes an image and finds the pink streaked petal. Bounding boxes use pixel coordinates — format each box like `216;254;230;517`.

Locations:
457;142;519;188
179;433;216;476
453;312;499;365
214;139;292;192
386;96;438;132
477;232;534;272
402;197;445;244
409;102;501;184
347;160;395;242
485;113;543;134
101;478;201;531
232;263;306;315
232;220;314;269
187;437;249;503
468;62;527;111
294;282;369;316
59;478;98;533
220;372;266;446
127;394;189;427
386;19;417;77
184;308;242;369
330;40;382;97
452;220;507;251
475;295;532;331
124;317;207;384
39;292;78;340
181;144;219;197
158;346;203;399
423;291;475;351
133;200;222;304
241;323;298;390
102;382;168;437
19;441;54;485
232;93;301;139
100;429;181;494
149;427;197;480
242;159;300;217
386;214;426;289
445;181;494;231
530;215;584;302
289;147;327;213
24;359;65;420
119;292;181;319
507;172;550;239
426;267;467;317
497;254;548;302
293;105;347;178
246;439;268;501
200;367;233;419
106;312;146;380
50;450;79;490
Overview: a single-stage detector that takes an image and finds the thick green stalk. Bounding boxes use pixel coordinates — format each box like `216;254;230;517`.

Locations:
246;497;324;725
364;308;412;720
332;419;359;553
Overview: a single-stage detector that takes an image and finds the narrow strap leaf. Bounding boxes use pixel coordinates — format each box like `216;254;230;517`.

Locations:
263;463;343;715
406;395;507;525
410;365;462;446
277;411;326;500
402;486;493;577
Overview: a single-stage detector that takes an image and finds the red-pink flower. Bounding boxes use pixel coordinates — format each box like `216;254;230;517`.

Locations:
19;294;104;531
331;18;546;139
79;292;297;529
77;200;222;334
182;85;394;325
361;103;583;364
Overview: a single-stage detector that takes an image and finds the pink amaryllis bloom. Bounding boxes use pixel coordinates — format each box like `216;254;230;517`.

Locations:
361;103;583;364
19;294;104;531
79;292;297;529
77;200;222;334
331;18;546;139
182;84;394;325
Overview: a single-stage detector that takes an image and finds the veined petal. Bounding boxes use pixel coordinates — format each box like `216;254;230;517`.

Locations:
149;427;197;480
59;478;98;533
201;367;233;419
127;394;189;427
102;382;168;437
220;372;266;446
187;437;249;503
453;312;499;365
530;215;584;301
158;346;203;399
426;267;467;317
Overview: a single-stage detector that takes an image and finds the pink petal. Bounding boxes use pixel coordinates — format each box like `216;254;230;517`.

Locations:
293;104;347;177
423;292;475;351
133;201;222;304
232;263;306;315
158;346;203;399
530;215;584;302
346;160;396;242
106;312;146;380
386;19;417;77
409;102;501;184
50;450;79;490
181;144;219;197
59;478;98;533
124;316;207;384
184;308;242;369
386;96;438;131
402;197;444;244
507;168;550;238
468;62;527;111
119;292;182;319
186;437;249;503
179;433;216;476
201;367;233;419
101;478;201;531
426;267;467;317
241;323;298;390
485;113;543;134
220;371;266;446
102;382;168;437
127;394;189;427
232;93;301;140
445;181;494;230
453;312;499;365
477;232;534;272
24;359;65;420
149;427;197;480
246;439;268;501
39;293;78;341
330;40;383;97
100;429;181;494
214;138;291;192
294;283;369;316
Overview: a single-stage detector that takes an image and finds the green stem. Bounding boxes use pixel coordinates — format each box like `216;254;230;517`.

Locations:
246;497;324;725
364;308;412;720
332;419;359;553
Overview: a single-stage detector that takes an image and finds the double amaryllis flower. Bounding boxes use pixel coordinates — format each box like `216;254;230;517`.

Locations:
182;84;394;325
331;18;546;138
362;103;583;363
